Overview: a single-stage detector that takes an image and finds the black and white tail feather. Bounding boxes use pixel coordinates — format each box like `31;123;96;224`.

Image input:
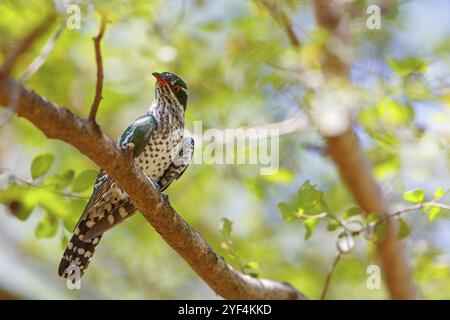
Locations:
59;136;194;280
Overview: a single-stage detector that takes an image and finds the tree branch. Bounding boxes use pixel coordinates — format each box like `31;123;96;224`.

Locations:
312;0;417;299
320;251;341;300
0;15;56;79
258;0;301;47
20;18;66;82
392;202;450;217
88;15;107;122
0;77;307;300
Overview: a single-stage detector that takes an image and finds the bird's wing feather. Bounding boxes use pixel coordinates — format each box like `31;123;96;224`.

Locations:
118;113;157;156
74;114;157;230
84;199;136;240
159;136;194;191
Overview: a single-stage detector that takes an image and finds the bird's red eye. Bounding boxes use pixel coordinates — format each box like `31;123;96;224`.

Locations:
173;86;181;93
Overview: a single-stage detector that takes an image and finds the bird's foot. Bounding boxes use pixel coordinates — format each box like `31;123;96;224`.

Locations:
147;177;161;192
161;193;170;204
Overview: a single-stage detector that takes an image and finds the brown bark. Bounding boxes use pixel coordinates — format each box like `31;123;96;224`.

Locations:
313;0;417;299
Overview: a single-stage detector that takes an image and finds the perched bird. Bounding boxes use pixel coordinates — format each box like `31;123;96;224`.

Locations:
58;72;194;280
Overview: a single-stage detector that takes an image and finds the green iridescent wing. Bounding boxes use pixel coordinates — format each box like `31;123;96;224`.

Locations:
75;114;157;230
118;113;157;156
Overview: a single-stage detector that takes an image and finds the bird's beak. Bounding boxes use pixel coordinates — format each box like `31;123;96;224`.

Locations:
152;72;167;85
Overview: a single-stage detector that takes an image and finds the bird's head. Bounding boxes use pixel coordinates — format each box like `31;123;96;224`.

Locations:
152;72;188;110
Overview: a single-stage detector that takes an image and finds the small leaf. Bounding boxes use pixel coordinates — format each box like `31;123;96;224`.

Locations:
278;202;295;222
220;218;233;238
397;219;410;239
303;218;319;240
263;168;294;184
336;232;354;253
434;187;445;199
427;206;441;222
378;98;412;126
61;234;69;250
373;221;388;243
31;153;54;179
327;220;340;231
403;189;425;203
366;212;382;225
45;170;75;189
8;200;33;221
64;199;87;231
297;180;324;212
248;272;259;278
244;261;260;270
72;170;98;193
343;207;364;220
388;57;427;77
35;213;58;238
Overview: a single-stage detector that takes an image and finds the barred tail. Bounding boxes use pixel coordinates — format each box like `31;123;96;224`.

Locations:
58;219;103;279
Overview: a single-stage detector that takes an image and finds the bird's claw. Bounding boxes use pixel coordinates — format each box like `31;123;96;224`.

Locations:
161;193;170;204
147;177;161;192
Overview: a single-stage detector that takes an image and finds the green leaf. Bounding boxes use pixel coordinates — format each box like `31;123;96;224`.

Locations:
35;213;58;238
427;206;441;222
373;155;401;179
220;218;233;238
244;261;260;270
72;170;98;193
378;98;412;126
30;153;54;179
303;218;319;240
403;189;425;203
278;202;295;222
263;168;294;184
327;220;340;231
8;200;34;221
296;180;324;215
64;199;87;231
434;187;445;199
388;57;427;77
61;234;69;250
44;169;75;189
343;207;364;220
0;184;36;221
366;212;382;225
373;221;388;243
397;219;410;239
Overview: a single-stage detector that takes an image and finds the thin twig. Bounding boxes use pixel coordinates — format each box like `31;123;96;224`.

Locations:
88;15;108;122
17;178;90;200
20;18;66;81
0;14;56;79
392;202;450;217
258;0;301;47
320;251;342;300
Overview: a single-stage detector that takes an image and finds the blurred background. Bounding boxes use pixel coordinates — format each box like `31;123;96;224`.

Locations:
0;0;449;299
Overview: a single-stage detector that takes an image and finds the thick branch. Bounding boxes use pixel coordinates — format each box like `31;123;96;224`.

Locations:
313;0;417;299
88;16;107;122
0;78;307;300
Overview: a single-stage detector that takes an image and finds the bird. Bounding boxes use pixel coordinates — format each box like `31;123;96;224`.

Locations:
58;72;194;281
